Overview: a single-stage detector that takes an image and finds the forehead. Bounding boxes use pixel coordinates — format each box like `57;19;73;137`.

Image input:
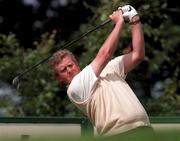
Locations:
57;55;75;66
62;55;74;62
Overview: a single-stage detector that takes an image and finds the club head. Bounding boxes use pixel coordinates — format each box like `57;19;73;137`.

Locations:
12;76;21;90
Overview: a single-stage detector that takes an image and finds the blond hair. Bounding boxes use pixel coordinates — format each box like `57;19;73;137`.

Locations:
49;49;78;68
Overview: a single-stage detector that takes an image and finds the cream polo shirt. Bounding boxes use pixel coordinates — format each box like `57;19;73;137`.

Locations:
67;55;150;136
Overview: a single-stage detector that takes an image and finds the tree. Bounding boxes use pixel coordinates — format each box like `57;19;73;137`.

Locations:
0;0;94;117
0;32;82;116
0;0;180;117
0;0;93;48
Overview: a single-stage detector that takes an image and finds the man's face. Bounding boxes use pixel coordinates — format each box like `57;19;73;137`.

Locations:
54;55;81;85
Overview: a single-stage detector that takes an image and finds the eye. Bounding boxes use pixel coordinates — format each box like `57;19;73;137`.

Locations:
60;68;66;73
68;63;73;67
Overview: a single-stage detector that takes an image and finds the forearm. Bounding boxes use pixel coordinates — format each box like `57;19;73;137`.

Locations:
91;21;124;76
91;10;124;76
120;5;145;74
131;16;145;59
100;22;123;59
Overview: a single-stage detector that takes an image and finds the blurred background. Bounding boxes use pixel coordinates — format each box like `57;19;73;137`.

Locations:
0;0;180;117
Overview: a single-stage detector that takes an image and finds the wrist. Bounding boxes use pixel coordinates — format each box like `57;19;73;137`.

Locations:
130;15;140;25
116;20;124;26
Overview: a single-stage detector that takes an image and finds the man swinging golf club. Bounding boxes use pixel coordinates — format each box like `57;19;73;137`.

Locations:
49;5;152;137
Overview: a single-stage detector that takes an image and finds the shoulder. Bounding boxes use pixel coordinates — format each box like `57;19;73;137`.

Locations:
110;55;124;63
67;65;98;103
68;65;98;92
106;55;124;68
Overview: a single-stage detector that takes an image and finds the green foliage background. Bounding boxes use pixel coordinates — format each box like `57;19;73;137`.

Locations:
0;0;180;117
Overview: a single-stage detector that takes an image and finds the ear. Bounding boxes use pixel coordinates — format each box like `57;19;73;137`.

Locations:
54;72;60;80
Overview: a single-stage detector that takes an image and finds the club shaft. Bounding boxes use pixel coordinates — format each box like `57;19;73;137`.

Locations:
15;19;112;78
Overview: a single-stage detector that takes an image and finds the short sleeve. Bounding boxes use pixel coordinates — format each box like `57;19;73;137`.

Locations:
67;65;98;103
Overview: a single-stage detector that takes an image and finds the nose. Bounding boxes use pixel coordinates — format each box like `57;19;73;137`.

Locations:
67;67;72;74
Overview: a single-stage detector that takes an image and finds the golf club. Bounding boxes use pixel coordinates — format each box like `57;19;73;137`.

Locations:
12;19;112;89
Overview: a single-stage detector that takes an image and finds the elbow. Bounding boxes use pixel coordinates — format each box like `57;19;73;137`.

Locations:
134;50;145;64
134;42;145;63
139;49;145;60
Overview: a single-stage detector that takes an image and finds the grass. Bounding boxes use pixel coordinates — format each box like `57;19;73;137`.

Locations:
1;130;180;141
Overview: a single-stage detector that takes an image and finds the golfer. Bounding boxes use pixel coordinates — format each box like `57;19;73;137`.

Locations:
49;5;152;137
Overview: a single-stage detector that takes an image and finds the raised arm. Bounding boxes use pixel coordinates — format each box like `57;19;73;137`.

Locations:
122;5;145;74
91;10;124;77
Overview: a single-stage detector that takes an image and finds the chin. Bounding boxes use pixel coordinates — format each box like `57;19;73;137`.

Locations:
65;80;71;85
